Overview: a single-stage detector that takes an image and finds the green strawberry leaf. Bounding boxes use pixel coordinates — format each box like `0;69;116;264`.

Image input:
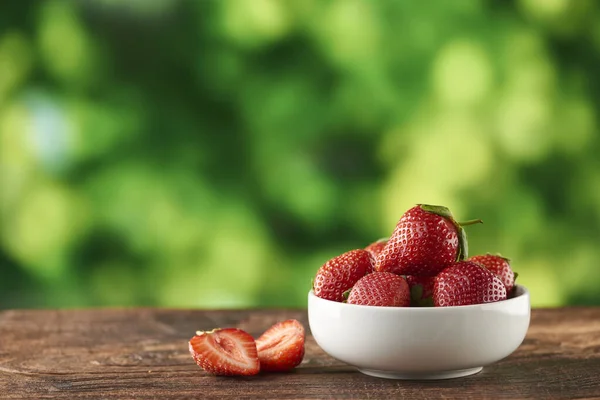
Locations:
456;220;483;261
419;204;482;262
419;204;454;220
458;226;468;261
489;252;511;263
410;284;423;302
342;288;352;300
410;295;434;307
418;297;434;307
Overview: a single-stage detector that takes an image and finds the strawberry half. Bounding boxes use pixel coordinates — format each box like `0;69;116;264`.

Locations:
376;204;482;276
469;254;516;294
406;275;435;307
189;328;260;376
313;249;373;302
364;238;388;259
433;261;507;307
347;272;410;307
256;319;305;372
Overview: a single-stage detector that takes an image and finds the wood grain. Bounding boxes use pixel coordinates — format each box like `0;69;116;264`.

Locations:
0;308;599;399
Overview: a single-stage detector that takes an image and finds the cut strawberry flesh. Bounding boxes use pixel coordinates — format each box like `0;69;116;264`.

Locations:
256;319;305;372
189;328;260;376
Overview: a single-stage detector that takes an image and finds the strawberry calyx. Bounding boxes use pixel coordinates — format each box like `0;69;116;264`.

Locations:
458;226;469;262
414;297;434;307
418;204;482;261
418;204;454;220
342;288;352;301
410;284;424;301
196;328;220;336
487;252;511;263
409;284;434;307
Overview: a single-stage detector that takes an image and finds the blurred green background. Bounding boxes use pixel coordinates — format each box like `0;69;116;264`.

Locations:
1;0;599;309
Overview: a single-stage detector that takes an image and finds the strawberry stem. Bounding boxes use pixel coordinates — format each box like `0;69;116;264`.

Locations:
456;220;482;260
458;219;483;226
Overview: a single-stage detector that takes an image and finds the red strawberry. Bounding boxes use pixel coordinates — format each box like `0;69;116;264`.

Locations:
376;204;481;276
189;328;260;376
364;238;388;259
256;319;305;372
313;249;373;302
433;261;507;307
406;275;435;307
347;272;410;307
469;254;515;293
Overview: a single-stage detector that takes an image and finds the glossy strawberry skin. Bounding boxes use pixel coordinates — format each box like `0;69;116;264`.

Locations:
406;275;435;307
433;261;507;307
189;328;260;376
364;239;388;260
469;254;515;293
313;249;373;302
375;205;461;276
256;319;305;372
347;272;410;307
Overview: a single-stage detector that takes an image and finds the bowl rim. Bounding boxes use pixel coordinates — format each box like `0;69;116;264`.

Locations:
309;284;529;312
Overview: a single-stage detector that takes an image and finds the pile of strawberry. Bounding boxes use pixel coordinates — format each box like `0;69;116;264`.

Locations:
313;204;517;307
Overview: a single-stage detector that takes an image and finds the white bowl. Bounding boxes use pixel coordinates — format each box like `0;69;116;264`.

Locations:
308;285;530;380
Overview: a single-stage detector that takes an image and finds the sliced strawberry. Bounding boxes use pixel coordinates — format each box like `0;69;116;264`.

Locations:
256;319;305;372
189;328;260;376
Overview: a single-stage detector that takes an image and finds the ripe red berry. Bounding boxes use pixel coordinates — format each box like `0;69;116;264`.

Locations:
347;272;410;307
364;238;388;259
469;254;515;293
313;249;373;302
376;204;481;276
433;261;507;307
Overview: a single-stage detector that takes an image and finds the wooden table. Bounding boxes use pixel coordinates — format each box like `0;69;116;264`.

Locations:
0;308;599;399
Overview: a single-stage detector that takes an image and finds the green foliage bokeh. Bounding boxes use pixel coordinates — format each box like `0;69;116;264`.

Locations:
1;0;599;309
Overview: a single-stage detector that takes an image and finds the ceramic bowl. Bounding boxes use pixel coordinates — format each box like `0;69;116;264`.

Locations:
308;285;530;380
